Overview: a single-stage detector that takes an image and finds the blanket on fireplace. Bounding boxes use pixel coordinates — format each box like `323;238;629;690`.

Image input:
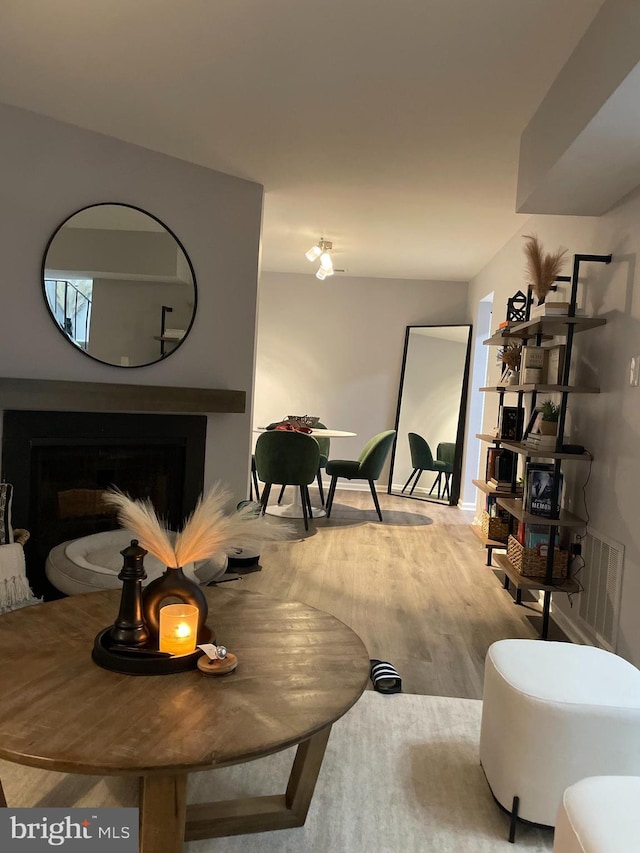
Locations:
0;543;41;613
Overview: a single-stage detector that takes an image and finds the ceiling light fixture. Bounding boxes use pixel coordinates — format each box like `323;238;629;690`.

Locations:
305;238;334;280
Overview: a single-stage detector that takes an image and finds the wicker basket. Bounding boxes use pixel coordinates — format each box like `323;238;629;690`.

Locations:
481;511;509;543
507;534;569;579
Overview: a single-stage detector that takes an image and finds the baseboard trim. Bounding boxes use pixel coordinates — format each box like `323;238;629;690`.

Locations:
549;604;596;647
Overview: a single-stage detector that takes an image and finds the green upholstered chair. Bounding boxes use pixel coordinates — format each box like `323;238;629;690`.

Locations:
254;430;320;531
250;455;260;502
436;442;456;501
325;430;396;521
313;421;331;505
277;422;331;506
402;433;452;499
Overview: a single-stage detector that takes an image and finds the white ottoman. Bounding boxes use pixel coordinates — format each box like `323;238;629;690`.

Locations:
46;529;227;595
554;776;640;853
479;640;640;837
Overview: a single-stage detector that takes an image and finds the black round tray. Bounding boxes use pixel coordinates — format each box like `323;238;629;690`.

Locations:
92;625;214;675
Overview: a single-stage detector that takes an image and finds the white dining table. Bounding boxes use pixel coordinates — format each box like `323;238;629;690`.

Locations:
254;427;356;519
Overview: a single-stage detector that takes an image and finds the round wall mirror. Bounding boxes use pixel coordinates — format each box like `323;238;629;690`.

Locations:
42;203;197;368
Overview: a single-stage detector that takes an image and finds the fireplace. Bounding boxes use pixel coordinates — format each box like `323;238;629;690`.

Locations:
2;410;207;598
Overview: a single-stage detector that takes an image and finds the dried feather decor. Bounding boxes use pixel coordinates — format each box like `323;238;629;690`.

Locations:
499;343;521;370
523;234;567;302
103;485;290;568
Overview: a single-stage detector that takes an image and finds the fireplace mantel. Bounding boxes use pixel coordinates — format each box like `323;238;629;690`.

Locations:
0;377;245;414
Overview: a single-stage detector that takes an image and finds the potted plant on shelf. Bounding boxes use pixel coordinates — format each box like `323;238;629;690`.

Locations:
540;399;560;435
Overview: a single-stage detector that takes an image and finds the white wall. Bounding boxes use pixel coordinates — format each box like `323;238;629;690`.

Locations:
465;197;640;664
254;271;469;482
0;102;263;502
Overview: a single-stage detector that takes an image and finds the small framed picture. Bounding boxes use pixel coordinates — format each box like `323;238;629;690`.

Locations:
523;407;542;439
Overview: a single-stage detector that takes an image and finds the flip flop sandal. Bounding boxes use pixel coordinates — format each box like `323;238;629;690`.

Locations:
370;659;402;695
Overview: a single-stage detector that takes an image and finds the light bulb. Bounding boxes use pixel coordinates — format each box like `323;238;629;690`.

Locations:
322;266;335;277
305;244;322;262
316;267;327;280
319;252;333;272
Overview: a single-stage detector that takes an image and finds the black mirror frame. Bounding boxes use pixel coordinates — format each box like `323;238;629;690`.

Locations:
387;324;473;506
41;202;198;369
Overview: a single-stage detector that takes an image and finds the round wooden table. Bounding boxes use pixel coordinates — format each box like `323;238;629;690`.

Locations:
0;587;369;852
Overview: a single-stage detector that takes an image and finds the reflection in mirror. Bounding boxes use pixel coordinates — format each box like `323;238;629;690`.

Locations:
388;325;472;505
42;204;197;368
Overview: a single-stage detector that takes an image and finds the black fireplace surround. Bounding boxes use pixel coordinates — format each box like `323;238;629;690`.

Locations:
2;410;207;599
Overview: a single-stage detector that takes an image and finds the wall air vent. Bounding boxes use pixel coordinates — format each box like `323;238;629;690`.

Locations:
577;529;624;652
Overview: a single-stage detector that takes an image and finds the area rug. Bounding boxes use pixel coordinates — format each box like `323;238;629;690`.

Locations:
0;692;553;852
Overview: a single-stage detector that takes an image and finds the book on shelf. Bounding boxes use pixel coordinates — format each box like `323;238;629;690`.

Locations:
545;344;566;385
524;462;562;517
487;479;516;493
521;346;546;370
521;367;543;384
525;523;552;552
484;497;511;521
525;433;558;452
530;301;586;318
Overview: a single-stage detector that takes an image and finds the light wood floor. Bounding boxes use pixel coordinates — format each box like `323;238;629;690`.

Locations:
236;486;545;700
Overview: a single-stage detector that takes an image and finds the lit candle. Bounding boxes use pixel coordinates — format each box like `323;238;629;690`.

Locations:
159;604;199;655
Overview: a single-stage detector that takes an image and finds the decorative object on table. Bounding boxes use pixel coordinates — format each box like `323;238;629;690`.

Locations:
159;603;199;654
108;539;150;648
505;289;528;323
287;414;320;429
266;415;318;434
197;642;238;676
539;398;560;435
92;484;290;674
523;234;567;304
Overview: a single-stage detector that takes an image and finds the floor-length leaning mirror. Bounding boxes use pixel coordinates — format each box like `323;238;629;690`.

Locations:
388;325;472;505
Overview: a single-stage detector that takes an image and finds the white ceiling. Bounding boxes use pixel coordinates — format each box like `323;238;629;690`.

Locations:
0;0;605;280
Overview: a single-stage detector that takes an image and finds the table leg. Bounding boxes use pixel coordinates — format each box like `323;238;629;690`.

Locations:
185;724;332;841
139;773;187;853
264;486;326;520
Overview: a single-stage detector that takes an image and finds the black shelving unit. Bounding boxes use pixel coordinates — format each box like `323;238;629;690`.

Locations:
475;253;611;638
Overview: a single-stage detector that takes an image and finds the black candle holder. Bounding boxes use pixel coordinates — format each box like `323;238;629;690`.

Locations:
92;539;214;676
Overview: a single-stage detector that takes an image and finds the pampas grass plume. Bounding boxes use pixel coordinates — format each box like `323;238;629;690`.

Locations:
523;234;567;301
102;488;176;566
103;484;291;568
